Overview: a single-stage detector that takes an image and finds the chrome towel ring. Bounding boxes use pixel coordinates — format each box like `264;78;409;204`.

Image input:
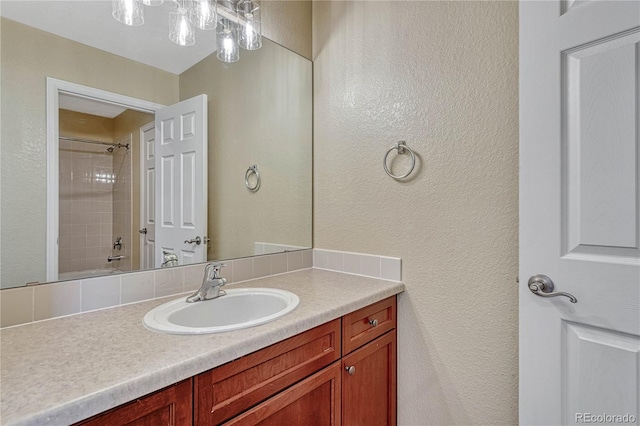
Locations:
383;141;416;180
245;164;261;192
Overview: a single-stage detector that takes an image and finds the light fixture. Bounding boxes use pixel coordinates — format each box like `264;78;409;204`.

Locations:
193;0;217;31
237;0;260;50
216;18;239;63
169;0;196;46
112;0;261;62
112;0;144;26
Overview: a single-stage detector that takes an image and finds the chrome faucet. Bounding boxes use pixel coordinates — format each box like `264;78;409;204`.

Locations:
161;251;179;268
186;262;227;303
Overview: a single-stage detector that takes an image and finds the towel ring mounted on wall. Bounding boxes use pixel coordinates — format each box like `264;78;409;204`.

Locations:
383;141;416;180
245;164;261;192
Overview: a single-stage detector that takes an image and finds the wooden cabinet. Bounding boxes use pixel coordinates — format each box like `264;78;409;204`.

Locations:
342;331;397;426
224;362;342;426
77;296;397;426
76;379;192;426
341;296;397;425
195;319;341;424
342;297;396;355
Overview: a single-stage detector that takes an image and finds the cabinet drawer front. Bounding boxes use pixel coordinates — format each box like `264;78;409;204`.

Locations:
342;296;396;355
196;319;341;425
223;361;342;426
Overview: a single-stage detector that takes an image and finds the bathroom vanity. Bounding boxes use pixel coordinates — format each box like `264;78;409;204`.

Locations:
0;269;403;425
77;297;396;425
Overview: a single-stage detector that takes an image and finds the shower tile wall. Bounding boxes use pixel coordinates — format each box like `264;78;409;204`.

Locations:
112;134;133;272
59;139;114;274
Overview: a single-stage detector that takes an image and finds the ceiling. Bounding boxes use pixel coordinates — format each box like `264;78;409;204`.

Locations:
0;0;219;74
59;93;129;118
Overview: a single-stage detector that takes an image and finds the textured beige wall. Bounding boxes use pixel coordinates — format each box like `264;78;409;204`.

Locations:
179;38;313;260
262;0;312;59
313;2;519;424
0;18;178;288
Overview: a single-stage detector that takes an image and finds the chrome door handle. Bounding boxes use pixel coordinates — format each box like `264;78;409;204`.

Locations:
139;228;147;235
184;236;202;245
528;274;577;303
345;365;355;375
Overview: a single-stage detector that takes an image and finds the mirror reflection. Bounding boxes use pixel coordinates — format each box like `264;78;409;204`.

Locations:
0;1;312;289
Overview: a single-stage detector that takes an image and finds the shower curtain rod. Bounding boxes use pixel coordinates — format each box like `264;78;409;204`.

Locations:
59;136;130;150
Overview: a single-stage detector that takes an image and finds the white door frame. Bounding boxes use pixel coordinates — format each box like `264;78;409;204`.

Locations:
45;77;165;282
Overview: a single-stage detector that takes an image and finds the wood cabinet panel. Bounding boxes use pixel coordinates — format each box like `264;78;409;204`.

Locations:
196;319;341;424
342;331;397;426
223;362;342;426
75;379;192;426
342;296;396;355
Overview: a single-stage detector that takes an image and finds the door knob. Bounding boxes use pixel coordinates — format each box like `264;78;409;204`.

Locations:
368;319;378;327
528;274;577;303
139;228;147;235
345;365;355;375
184;236;202;245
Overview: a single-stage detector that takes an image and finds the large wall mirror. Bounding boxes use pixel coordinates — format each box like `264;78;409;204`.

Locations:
0;1;312;289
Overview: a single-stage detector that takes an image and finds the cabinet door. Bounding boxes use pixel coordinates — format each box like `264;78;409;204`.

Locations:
342;331;396;426
224;361;342;426
75;379;192;426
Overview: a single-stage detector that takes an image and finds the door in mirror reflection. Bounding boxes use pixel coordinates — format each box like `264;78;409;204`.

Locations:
140;121;156;270
154;95;208;268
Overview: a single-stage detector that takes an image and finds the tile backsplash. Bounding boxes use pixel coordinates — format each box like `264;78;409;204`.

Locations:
0;250;313;328
313;249;402;282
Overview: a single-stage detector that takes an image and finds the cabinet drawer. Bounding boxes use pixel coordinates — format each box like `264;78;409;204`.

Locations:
342;296;396;355
223;361;342;426
195;319;341;425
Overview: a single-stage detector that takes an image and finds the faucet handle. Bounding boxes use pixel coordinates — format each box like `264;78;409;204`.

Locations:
204;262;227;279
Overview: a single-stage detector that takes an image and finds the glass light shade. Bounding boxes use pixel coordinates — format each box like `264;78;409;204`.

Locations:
142;0;163;5
193;0;217;31
237;0;261;50
217;19;239;63
112;0;144;26
169;2;196;46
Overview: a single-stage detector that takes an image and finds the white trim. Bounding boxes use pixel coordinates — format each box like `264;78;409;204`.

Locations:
46;77;165;282
139;121;155;270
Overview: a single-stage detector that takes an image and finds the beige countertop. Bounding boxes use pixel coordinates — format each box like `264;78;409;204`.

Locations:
0;269;404;426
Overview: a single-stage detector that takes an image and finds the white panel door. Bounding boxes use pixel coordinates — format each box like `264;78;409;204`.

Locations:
140;121;156;270
154;95;207;267
520;1;640;425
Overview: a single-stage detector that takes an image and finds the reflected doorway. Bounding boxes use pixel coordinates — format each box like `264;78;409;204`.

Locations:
46;78;164;282
57;94;154;280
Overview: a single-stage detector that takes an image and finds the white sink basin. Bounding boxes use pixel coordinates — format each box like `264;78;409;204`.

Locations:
143;288;299;335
